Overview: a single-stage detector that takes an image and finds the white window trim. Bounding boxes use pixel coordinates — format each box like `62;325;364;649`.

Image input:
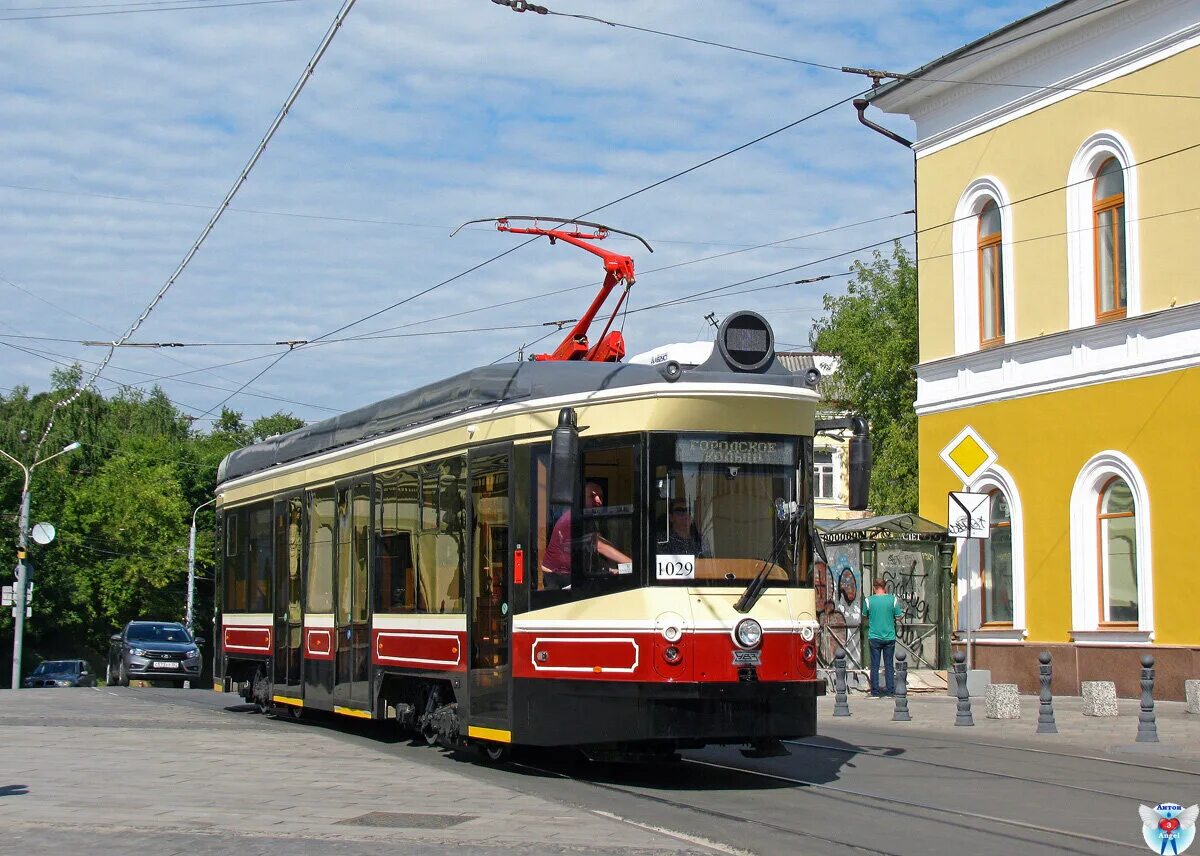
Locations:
1066;131;1141;329
953;177;1017;355
1069;450;1153;641
957;464;1026;635
813;447;838;502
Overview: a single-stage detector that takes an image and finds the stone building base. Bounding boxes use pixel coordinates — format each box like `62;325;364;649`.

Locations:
951;642;1200;701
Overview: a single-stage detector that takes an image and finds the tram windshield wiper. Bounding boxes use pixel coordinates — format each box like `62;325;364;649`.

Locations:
734;499;798;614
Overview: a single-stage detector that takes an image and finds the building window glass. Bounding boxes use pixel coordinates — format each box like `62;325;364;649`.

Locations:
813;449;835;500
982;490;1013;624
978;200;1005;347
1093;158;1127;322
1097;477;1137;623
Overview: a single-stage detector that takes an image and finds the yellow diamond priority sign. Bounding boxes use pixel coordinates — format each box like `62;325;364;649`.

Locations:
939;426;997;485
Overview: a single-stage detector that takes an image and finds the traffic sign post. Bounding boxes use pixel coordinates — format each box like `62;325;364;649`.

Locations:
949;491;991;671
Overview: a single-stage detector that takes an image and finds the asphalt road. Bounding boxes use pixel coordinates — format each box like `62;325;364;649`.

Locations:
3;686;1197;855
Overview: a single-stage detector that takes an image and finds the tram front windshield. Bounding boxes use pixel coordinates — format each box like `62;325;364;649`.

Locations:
650;433;803;587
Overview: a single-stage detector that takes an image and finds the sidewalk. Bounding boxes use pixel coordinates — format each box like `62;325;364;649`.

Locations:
817;688;1200;768
0;689;707;855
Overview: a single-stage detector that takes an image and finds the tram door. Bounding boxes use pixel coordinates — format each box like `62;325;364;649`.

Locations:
468;447;511;733
272;494;304;700
333;479;372;713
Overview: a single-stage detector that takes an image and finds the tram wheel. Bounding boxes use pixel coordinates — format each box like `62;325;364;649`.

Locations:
479;743;510;763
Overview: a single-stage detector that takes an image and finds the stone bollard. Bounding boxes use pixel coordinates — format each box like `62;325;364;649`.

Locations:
892;651;911;722
1036;651;1057;734
953;650;974;726
833;648;851;717
1186;680;1200;715
985;684;1020;719
1136;654;1159;743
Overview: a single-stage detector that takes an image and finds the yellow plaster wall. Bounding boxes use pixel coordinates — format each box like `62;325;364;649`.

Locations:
917;366;1200;646
915;47;1200;363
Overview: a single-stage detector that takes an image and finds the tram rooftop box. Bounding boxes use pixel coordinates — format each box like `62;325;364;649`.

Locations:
218;318;815;484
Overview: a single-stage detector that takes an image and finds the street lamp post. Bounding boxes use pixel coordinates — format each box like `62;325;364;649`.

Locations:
1;441;81;690
187;497;217;633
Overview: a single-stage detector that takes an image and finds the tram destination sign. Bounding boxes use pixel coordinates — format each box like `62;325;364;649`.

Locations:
676;437;794;466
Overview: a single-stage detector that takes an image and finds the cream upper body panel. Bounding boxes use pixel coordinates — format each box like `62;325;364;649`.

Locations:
217;382;816;509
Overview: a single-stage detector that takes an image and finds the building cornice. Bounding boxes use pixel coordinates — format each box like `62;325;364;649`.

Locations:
870;0;1200;158
915;302;1200;415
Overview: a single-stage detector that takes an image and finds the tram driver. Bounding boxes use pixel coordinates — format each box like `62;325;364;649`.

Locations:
541;481;633;590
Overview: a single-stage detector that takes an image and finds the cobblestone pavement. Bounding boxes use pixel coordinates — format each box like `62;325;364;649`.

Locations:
0;688;709;856
3;686;1198;856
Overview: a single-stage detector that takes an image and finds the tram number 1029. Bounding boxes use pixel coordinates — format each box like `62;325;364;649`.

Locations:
655;555;696;580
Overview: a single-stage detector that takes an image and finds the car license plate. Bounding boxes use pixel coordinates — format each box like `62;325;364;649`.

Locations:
152;661;179;669
732;650;761;666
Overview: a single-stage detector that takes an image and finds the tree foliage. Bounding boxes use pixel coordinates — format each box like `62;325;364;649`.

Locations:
811;242;918;514
0;375;300;684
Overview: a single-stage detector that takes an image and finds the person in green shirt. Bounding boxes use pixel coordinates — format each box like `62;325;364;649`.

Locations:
863;581;905;697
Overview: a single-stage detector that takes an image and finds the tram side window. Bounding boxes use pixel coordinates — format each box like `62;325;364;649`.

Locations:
246;504;272;613
376;471;420;613
533;441;639;607
286;497;303;622
306;488;336;613
222;508;246;612
351;482;371;622
416;457;466;614
336;488;352;625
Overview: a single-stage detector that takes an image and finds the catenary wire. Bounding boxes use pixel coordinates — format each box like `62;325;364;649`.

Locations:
21;0;357;461
0;0;304;21
205;86;870;408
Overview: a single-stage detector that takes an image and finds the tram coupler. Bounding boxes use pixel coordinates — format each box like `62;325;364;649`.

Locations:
740;739;790;759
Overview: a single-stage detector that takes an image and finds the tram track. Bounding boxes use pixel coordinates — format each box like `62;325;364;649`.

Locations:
810;724;1200;778
507;749;1141;856
784;737;1173;803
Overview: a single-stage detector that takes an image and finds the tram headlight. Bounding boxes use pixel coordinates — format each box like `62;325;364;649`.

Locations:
662;625;682;643
733;618;763;649
802;643;816;664
663;646;681;664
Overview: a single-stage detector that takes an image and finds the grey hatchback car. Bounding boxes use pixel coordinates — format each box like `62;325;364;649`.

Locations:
107;621;204;686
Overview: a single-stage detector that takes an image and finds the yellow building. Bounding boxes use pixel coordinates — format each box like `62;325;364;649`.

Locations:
864;0;1200;698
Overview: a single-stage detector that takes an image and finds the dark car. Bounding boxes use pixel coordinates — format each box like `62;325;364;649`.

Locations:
23;659;96;688
107;621;204;686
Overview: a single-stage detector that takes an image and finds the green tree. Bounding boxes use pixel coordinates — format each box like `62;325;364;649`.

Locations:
0;371;304;682
811;242;918;514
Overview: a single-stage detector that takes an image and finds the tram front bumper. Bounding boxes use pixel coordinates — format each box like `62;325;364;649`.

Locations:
515;678;823;748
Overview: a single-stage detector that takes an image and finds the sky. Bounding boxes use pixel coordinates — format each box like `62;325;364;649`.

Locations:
0;0;1048;426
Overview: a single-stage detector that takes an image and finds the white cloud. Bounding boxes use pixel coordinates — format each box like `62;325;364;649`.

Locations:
0;0;1044;420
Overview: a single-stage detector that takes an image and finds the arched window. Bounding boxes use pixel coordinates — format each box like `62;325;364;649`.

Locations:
1067;132;1139;329
1069;451;1153;640
1093;158;1127;322
1097;476;1137;623
978;201;1005;347
953;178;1014;354
981;489;1013;623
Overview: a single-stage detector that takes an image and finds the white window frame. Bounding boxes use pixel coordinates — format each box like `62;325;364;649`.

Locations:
1069;450;1154;643
952;177;1016;355
1066;131;1141;329
958;464;1026;640
813;448;837;501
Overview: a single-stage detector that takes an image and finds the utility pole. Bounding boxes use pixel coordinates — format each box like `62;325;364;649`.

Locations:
2;441;81;690
187;497;217;633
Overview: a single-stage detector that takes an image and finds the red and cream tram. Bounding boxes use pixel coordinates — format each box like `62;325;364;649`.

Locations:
214;219;869;759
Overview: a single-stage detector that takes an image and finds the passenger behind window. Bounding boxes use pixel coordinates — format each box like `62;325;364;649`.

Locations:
541;481;632;590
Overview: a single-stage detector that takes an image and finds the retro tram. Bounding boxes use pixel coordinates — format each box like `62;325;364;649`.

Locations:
214;218;870;760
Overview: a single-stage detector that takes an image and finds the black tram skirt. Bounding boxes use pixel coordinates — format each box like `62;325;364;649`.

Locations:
513;678;823;748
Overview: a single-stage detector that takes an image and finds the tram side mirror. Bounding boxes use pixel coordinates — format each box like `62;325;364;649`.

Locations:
549;407;580;507
848;416;872;512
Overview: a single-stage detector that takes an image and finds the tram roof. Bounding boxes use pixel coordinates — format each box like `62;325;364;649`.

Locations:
217;356;813;484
